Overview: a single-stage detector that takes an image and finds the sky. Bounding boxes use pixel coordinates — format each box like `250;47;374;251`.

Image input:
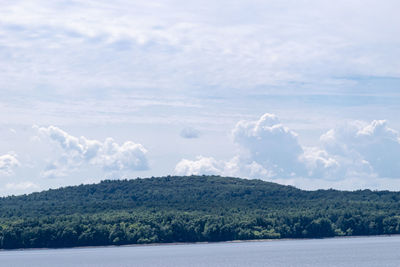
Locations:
1;0;400;196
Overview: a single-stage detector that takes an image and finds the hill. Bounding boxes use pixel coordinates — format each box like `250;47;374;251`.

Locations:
1;175;400;249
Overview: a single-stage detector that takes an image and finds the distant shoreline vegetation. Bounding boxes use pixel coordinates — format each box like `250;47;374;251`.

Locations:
1;175;400;249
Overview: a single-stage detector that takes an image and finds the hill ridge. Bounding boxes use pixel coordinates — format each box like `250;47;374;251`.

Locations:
1;175;400;249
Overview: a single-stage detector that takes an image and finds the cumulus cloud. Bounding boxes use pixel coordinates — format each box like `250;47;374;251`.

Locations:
180;127;200;139
321;120;400;178
0;152;20;176
300;147;341;179
175;114;305;178
175;156;225;176
174;155;275;178
232;113;305;177
175;113;400;181
36;125;148;177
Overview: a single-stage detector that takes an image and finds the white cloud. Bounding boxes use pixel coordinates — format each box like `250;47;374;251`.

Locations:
175;114;306;178
175;113;400;181
0;152;20;176
321;120;400;178
300;147;341;179
36;125;148;177
100;138;149;171
41;160;69;179
175;156;225;176
174;155;275;179
232;113;305;177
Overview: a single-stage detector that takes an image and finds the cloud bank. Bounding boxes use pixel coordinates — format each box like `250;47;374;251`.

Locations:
1;0;400;100
175;113;400;181
36;126;148;178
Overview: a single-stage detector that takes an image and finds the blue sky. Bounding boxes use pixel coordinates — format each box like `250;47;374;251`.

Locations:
1;0;400;195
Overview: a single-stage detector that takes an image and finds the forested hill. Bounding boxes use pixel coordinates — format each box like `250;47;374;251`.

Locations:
1;175;398;217
0;176;302;217
1;176;400;249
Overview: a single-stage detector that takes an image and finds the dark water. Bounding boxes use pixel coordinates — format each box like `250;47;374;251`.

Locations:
1;235;400;266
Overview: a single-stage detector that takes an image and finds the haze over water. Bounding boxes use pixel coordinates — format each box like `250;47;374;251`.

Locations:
1;235;399;267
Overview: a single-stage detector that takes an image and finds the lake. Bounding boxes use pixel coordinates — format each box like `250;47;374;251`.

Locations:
1;235;399;266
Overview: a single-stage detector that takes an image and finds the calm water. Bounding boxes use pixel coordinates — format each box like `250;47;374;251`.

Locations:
1;236;400;267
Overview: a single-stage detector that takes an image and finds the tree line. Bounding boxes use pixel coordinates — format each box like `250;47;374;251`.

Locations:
1;176;400;249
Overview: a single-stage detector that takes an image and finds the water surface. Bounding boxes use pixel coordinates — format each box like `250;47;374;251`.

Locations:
1;235;399;266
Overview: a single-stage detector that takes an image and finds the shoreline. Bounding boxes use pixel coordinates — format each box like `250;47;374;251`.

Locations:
2;234;400;252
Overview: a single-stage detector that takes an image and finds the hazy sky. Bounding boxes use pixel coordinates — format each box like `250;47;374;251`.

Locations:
1;0;400;195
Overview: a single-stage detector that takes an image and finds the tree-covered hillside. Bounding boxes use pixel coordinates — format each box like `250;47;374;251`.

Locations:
1;176;400;249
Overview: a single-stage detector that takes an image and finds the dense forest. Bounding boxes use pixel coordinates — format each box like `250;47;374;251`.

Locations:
1;175;400;249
